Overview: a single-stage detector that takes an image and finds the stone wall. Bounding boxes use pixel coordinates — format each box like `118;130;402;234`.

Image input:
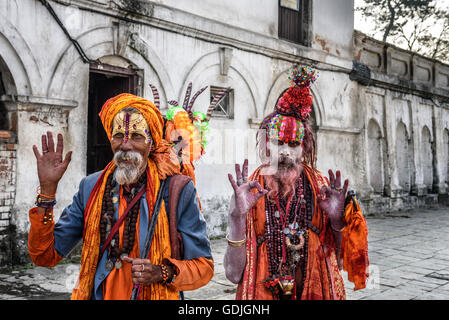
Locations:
354;31;449;214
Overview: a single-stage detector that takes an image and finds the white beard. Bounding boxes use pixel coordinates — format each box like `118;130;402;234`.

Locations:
113;151;144;185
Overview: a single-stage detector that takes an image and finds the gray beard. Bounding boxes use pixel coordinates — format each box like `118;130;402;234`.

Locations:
113;151;144;185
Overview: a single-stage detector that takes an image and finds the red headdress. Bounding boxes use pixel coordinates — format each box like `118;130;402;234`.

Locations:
267;65;318;144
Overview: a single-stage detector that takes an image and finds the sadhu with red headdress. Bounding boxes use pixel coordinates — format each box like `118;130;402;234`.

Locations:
28;93;213;300
224;66;369;300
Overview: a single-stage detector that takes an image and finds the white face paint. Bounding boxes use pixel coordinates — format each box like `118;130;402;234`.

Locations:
267;139;303;168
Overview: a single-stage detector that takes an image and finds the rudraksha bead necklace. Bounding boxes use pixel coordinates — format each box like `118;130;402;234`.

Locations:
264;171;314;285
99;173;146;270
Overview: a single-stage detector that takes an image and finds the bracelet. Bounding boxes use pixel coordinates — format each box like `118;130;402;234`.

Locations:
160;264;170;283
36;186;56;199
226;234;246;247
35;194;56;208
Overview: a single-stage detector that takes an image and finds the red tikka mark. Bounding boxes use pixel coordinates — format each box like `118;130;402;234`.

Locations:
274;193;294;264
283;117;296;143
124;113;130;143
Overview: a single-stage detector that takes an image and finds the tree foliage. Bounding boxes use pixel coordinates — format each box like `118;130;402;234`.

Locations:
356;0;449;63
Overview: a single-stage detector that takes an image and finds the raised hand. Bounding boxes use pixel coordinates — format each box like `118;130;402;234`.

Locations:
32;131;72;195
227;159;268;217
317;169;349;231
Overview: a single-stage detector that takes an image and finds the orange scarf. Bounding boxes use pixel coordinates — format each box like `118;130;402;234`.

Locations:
71;159;179;300
340;196;369;290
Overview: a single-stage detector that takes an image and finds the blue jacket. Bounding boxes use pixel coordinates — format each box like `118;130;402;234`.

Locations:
52;171;212;300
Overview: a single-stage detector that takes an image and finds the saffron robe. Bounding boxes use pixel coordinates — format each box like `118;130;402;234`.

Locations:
236;165;369;300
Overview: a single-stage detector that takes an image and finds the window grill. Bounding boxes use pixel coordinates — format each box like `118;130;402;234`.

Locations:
210;86;234;119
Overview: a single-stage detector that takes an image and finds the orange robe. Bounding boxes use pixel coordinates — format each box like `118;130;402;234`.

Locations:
236;165;368;300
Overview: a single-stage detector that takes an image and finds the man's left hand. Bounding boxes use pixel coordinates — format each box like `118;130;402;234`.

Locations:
317;169;349;231
123;257;169;285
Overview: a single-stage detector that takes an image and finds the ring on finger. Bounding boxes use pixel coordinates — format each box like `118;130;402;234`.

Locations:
237;179;243;185
43;150;49;154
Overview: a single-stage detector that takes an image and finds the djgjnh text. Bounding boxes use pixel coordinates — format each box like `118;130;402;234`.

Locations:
178;304;270;317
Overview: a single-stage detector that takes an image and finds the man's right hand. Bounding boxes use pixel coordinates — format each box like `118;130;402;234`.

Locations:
32;131;72;195
227;159;267;217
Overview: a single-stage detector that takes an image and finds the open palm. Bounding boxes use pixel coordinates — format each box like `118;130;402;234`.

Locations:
32;131;72;193
317;169;348;228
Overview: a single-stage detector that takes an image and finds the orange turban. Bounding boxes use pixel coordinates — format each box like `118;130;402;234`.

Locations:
98;93;180;179
99;93;164;147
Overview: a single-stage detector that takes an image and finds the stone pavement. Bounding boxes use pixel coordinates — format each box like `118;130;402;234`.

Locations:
2;206;449;300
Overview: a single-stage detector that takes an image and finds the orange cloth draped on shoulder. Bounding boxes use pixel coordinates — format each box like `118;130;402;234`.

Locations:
236;164;346;300
340;196;369;290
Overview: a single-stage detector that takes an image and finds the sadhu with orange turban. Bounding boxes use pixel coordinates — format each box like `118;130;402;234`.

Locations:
28;93;214;300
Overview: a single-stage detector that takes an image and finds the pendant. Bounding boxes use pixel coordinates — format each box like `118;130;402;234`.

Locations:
278;277;295;296
274;211;280;219
105;260;114;271
283;227;290;235
112;197;118;204
115;260;122;270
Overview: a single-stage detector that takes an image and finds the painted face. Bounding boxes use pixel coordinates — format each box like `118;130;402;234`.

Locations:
268;138;303;168
265;114;304;168
111;110;152;145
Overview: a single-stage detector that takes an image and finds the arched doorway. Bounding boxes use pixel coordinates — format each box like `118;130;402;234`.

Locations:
421;126;433;192
396;122;412;193
444;129;449;189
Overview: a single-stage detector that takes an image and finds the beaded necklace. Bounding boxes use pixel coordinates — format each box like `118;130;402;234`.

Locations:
99;173;146;270
264;171;314;286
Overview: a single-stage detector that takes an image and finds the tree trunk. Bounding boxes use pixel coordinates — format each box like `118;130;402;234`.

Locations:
383;0;396;42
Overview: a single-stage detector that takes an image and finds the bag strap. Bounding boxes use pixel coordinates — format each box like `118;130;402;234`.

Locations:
168;175;192;260
130;179;168;300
